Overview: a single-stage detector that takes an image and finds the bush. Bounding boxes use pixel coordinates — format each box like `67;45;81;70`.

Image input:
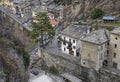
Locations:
49;65;59;75
22;50;30;68
91;8;104;19
17;48;30;69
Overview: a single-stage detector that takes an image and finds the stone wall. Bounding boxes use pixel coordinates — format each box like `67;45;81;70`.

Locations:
42;50;81;74
99;68;120;82
39;49;90;82
39;49;120;82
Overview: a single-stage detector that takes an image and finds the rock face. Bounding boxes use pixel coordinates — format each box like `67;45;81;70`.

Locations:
0;42;28;82
0;12;30;82
65;0;120;20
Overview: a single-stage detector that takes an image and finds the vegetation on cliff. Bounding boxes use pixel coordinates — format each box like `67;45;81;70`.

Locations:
91;8;104;19
0;37;28;82
49;65;59;75
56;0;120;21
17;47;30;69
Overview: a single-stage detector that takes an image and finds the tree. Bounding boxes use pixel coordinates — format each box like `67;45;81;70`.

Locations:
91;8;104;19
31;12;55;48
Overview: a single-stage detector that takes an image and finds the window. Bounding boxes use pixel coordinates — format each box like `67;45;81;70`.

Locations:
64;37;66;40
83;62;86;65
76;52;79;57
115;37;118;40
107;42;109;46
113;53;116;58
69;39;71;42
113;62;117;69
64;48;66;51
63;41;66;45
103;60;108;66
73;46;76;49
73;40;75;43
107;50;109;54
115;44;117;48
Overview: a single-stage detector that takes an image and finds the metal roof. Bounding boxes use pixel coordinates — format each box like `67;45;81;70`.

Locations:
103;16;115;20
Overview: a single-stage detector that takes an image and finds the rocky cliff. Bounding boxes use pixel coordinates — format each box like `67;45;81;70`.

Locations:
0;14;30;81
0;40;27;82
63;0;120;20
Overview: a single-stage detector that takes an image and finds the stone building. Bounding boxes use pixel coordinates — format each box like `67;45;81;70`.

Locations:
109;27;120;69
61;25;89;57
32;5;47;18
40;0;53;11
80;29;109;70
11;0;33;22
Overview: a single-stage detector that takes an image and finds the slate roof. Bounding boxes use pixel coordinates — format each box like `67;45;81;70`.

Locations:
81;29;109;45
111;27;120;35
61;25;88;39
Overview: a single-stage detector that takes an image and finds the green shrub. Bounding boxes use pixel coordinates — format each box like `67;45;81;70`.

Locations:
91;8;104;19
17;48;30;69
22;50;30;68
49;65;59;75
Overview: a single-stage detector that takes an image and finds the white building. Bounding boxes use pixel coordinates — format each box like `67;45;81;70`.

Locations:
61;25;89;57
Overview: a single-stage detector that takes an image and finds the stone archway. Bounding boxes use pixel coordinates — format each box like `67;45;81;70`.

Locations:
103;60;108;66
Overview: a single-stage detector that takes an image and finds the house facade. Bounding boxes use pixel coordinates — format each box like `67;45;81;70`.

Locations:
81;29;109;70
109;27;120;69
61;25;89;57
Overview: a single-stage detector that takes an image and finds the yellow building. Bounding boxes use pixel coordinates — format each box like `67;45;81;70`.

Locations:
109;27;120;69
81;29;109;70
